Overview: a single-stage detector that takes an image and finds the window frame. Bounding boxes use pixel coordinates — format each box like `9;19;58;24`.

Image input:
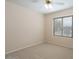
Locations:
53;15;73;38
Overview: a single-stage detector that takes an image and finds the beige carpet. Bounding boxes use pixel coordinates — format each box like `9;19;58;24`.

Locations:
6;43;73;59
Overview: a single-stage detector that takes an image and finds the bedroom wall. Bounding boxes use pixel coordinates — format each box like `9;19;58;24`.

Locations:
44;8;73;48
5;1;44;54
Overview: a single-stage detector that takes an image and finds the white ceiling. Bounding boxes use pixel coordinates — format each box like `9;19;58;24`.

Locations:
7;0;73;14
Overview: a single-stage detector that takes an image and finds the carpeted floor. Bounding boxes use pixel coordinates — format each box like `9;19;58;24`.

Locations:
6;43;73;59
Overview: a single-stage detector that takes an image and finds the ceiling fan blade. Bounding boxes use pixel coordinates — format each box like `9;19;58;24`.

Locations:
31;0;39;3
54;2;64;5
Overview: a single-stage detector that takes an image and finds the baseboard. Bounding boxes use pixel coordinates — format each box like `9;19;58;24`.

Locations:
6;40;43;54
48;41;73;49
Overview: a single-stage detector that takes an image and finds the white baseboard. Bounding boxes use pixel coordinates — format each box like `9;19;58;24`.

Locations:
6;40;43;54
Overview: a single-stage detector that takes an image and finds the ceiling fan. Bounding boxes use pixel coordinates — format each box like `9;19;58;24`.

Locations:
31;0;64;8
44;0;64;5
44;0;64;8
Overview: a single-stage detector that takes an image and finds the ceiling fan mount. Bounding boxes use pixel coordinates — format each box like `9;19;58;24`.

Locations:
45;0;52;4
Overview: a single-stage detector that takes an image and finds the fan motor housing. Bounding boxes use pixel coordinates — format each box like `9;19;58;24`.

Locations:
46;0;51;4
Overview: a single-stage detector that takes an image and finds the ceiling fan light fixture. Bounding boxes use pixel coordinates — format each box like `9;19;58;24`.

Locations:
45;0;52;9
45;4;52;9
44;0;53;9
48;4;52;8
45;4;49;9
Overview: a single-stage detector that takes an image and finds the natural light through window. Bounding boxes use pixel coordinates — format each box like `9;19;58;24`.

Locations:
53;16;73;38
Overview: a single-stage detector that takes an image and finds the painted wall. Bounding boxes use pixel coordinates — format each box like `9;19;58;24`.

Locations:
44;8;73;48
5;1;44;54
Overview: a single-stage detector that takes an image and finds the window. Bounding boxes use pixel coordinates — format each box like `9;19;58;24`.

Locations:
54;16;73;38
